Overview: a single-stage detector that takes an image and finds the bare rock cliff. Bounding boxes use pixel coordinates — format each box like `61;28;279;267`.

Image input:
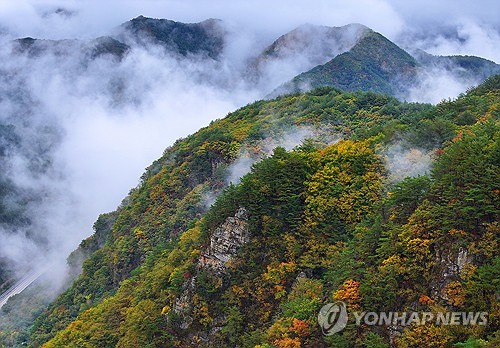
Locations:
199;207;249;272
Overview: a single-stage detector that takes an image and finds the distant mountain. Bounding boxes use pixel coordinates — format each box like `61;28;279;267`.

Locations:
116;15;226;59
11;37;80;57
6;18;499;99
9;15;227;63
269;27;500;98
412;49;500;81
250;23;368;81
85;36;130;61
270;29;418;97
11;36;129;61
262;23;368;61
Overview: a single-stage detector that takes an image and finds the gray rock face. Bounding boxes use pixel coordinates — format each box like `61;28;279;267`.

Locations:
432;247;472;303
173;208;250;330
199;207;249;272
172;277;196;329
439;247;470;281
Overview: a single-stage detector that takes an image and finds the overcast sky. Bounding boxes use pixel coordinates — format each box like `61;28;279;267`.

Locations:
0;0;499;62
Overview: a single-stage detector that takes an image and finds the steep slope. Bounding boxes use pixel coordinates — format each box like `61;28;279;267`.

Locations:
272;30;419;98
28;88;429;346
0;15;499;346
250;23;369;86
24;76;500;347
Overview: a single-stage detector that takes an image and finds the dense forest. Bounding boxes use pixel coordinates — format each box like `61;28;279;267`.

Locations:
1;75;499;347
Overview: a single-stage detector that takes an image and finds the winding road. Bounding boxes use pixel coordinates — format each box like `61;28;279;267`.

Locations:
0;268;45;309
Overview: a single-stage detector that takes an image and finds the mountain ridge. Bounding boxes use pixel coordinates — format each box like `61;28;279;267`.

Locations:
0;15;499;347
4;16;498;99
116;15;226;59
21;75;500;347
270;29;419;98
258;23;369;65
270;29;500;98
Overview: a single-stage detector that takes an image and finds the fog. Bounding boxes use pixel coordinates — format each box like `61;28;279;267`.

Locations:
226;126;318;186
0;32;262;285
384;144;433;182
1;1;498;62
407;68;477;104
0;0;498;293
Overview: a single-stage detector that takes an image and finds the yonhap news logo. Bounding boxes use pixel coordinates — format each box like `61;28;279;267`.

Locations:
317;302;348;335
318;301;488;335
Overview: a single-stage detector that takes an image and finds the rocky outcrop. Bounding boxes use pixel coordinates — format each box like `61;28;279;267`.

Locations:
173;208;250;330
199;207;249;272
172;276;196;329
432;247;472;303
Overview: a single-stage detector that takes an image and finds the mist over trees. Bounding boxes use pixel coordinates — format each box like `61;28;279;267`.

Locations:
0;5;498;347
8;77;496;347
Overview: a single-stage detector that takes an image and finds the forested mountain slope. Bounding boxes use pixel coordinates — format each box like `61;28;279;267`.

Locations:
17;76;499;347
272;30;418;97
273;30;500;99
116;16;225;59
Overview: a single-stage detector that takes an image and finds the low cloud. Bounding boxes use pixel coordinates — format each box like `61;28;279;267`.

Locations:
407;68;477;104
397;21;500;64
384;143;433;182
224;128;315;187
226;125;339;185
0;33;261;289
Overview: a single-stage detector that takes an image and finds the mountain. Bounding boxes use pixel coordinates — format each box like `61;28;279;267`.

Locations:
4;18;499;100
270;29;418;98
19;76;500;347
85;36;130;61
271;29;500;98
261;23;368;61
248;23;369;85
9;15;227;65
412;49;500;81
11;36;129;61
116;15;226;59
0;15;499;347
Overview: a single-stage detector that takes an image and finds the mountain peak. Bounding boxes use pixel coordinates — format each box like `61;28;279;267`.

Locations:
263;22;370;60
270;29;418;97
118;16;225;59
252;22;372;88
